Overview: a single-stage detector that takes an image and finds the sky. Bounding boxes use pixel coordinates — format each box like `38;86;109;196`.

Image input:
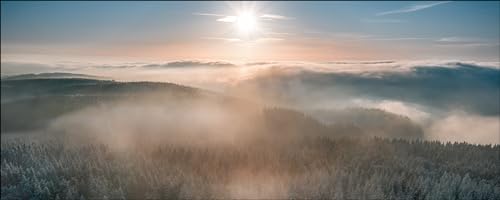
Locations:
1;1;499;63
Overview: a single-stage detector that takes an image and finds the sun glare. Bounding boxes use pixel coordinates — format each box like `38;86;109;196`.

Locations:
236;12;257;35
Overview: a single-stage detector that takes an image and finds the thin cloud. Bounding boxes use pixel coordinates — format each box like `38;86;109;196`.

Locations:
245;62;278;66
436;42;500;47
367;37;428;41
192;12;225;17
304;30;325;35
377;1;450;16
194;11;293;23
143;60;236;68
361;19;407;23
435;37;500;47
331;32;428;42
437;37;481;43
327;61;396;65
331;32;375;39
202;37;242;42
217;16;237;22
265;32;294;36
204;37;284;43
256;37;284;42
260;14;293;20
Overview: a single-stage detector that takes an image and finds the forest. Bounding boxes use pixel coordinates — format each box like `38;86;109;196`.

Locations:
1;76;499;199
2;1;500;199
2;136;499;199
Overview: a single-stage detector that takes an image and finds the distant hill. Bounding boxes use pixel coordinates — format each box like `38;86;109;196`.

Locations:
1;77;425;141
310;108;423;139
231;64;500;116
1;78;204;132
1;72;105;80
1;78;201;101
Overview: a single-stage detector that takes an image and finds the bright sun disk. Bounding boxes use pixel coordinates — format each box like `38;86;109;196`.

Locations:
236;12;257;34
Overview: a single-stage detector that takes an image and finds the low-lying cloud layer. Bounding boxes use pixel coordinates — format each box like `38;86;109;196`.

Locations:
3;59;499;74
426;112;499;145
143;60;236;68
2;59;499;144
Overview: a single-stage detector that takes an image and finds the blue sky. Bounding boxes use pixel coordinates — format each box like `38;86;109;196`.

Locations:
1;1;499;62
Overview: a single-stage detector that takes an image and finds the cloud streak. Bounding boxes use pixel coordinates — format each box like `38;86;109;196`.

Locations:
193;12;292;22
202;37;242;42
143;60;236;68
437;37;478;43
217;16;238;22
376;1;450;16
361;19;407;23
435;37;500;47
364;37;428;41
192;12;225;17
260;14;293;20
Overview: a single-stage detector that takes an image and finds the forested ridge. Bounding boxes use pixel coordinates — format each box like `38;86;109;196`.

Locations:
1;77;499;199
2;137;499;199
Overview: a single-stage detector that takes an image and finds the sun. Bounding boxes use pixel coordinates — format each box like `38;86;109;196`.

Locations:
236;12;257;35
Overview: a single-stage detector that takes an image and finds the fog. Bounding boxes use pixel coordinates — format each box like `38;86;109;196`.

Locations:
2;59;499;145
46;96;265;151
2;60;499;199
426;112;500;145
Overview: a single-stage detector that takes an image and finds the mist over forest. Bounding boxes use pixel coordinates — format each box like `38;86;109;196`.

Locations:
2;0;500;199
3;60;499;144
1;60;499;199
